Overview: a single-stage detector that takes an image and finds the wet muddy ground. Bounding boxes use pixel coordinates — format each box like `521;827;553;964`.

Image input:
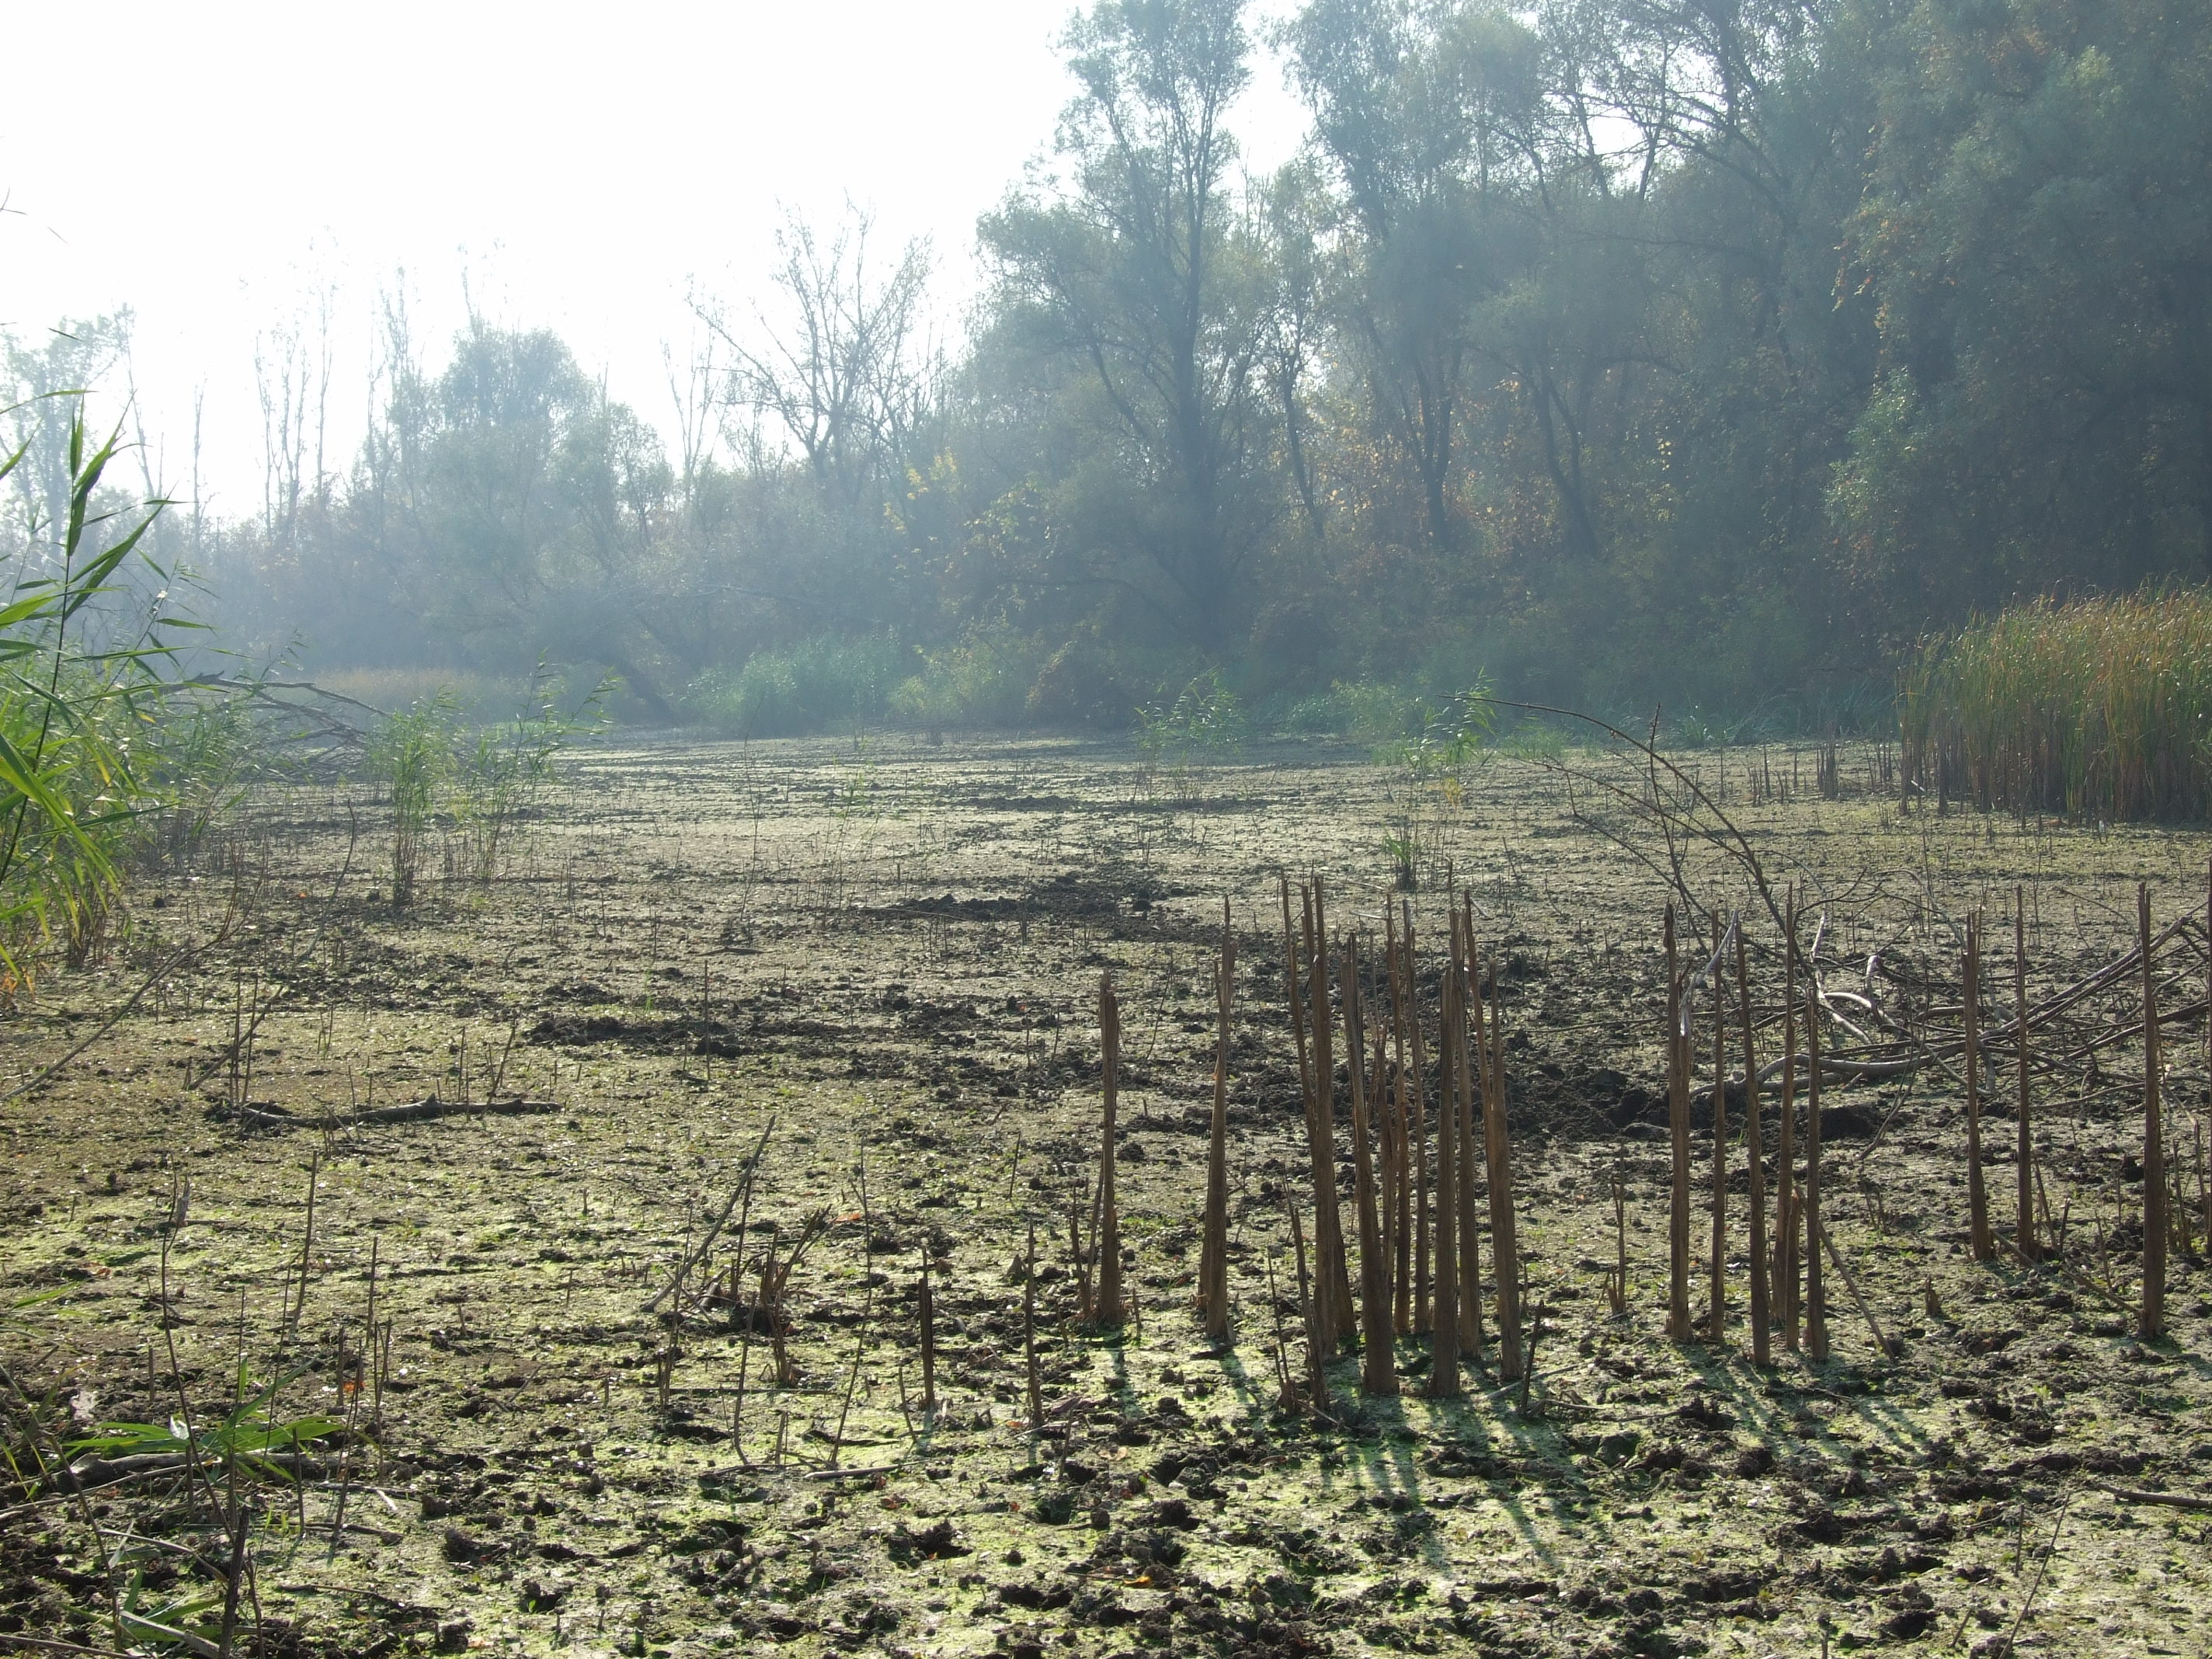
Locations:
4;732;2210;1659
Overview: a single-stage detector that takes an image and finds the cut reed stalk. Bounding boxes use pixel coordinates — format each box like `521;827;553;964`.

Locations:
1287;1191;1326;1412
918;1247;937;1417
1371;1021;1400;1330
1965;913;1995;1261
1804;955;1830;1362
1365;936;1402;1337
1609;1170;1629;1314
1709;914;1729;1344
288;1149;322;1344
1262;1240;1293;1407
1477;934;1522;1381
1427;928;1463;1399
1198;900;1235;1342
1305;881;1352;1348
1343;937;1399;1396
1386;1007;1411;1334
2140;885;2168;1340
1734;920;1770;1365
1456;906;1485;1360
1094;974;1125;1328
1665;906;1692;1342
2015;892;2037;1261
1283;879;1338;1352
1779;892;1801;1348
1070;1184;1094;1324
1024;1220;1042;1440
1395;903;1428;1334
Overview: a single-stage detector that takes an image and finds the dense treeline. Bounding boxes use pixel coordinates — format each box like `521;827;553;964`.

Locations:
12;0;2210;732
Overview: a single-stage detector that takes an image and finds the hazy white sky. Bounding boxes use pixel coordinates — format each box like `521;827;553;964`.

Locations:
2;0;1308;517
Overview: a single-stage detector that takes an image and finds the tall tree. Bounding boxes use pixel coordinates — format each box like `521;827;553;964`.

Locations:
1288;0;1546;550
982;0;1272;645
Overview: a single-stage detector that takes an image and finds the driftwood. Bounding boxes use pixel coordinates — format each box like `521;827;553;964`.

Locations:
221;1096;559;1132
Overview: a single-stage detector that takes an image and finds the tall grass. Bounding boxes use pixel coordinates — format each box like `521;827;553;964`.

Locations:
0;409;181;978
1899;590;2212;820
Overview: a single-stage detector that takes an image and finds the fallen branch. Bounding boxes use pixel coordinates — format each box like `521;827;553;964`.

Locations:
1816;1215;1897;1358
0;1636;147;1659
219;1096;560;1132
51;1447;336;1494
2098;1483;2212;1514
1;939;214;1104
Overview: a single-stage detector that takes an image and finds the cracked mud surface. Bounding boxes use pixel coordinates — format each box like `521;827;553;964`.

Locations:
5;733;2210;1658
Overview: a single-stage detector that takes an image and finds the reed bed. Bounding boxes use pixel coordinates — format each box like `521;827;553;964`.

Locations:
1900;590;2212;820
1181;868;2207;1410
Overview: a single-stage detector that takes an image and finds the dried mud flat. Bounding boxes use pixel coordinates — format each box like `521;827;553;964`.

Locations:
4;733;2211;1659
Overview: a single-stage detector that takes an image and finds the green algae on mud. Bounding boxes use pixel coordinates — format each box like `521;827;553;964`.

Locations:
3;734;2210;1658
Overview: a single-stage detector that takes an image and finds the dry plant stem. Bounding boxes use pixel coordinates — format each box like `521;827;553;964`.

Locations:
1480;695;1790;937
1070;1186;1092;1324
1342;937;1397;1396
1665;907;1692;1342
0;937;214;1103
723;1122;779;1456
289;1149;321;1343
1396;903;1429;1334
831;1165;877;1467
1094;974;1125;1328
1735;921;1770;1364
1262;1246;1293;1405
1964;913;1995;1261
1428;936;1463;1397
1198;900;1234;1342
2000;1489;2075;1658
1709;916;1729;1344
649;1118;775;1316
2015;893;2037;1260
2139;885;2168;1339
1805;967;1830;1362
1;1366;127;1650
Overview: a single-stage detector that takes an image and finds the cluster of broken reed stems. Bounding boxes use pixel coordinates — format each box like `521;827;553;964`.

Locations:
1656;865;2209;1365
1203;877;1533;1410
1053;856;2212;1432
